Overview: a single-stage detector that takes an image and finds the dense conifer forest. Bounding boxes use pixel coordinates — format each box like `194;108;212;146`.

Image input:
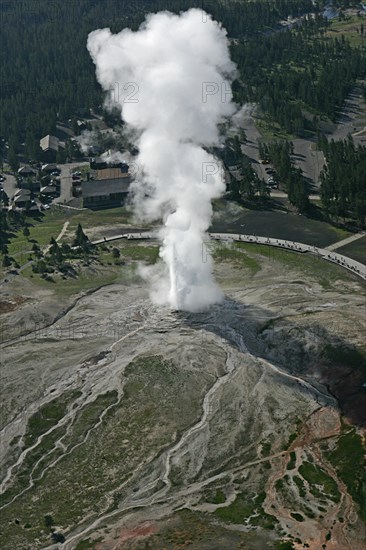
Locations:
232;21;365;134
0;0;309;142
318;135;366;225
0;0;365;225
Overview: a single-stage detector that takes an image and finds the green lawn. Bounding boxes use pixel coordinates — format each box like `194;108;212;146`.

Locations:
8;210;68;261
118;243;159;264
7;206;134;262
5;204;140;270
64;206;133;234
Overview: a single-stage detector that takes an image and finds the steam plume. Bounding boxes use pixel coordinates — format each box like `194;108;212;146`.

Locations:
87;9;236;311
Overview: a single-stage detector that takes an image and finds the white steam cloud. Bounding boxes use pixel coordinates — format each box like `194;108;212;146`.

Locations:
77;130;98;154
87;9;236;311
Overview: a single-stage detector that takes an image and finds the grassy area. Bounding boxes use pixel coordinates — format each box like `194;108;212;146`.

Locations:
326;15;366;48
3;394;119;509
211;206;352;248
326;425;366;521
1;390;81;507
283;426;300;450
293;475;306;498
214;243;261;274
275;542;295;550
234;242;357;286
287;451;296;470
24;391;81;448
97;242;159;266
256;116;295;141
204;489;226;505
119;242;159;264
5;229;158;303
6;206;134;265
0;355;211;548
337;235;366;264
4;207;158;297
7;210;68;261
75;541;93;550
75;539;100;550
123;508;279;549
61;391;118;450
215;491;277;529
329;225;354;240
298;462;341;503
64;206;133;235
21;262;128;298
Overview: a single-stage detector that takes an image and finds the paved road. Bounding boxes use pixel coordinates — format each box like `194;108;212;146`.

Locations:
55;161;89;204
2;162;89;205
331;82;366;143
239;112;269;182
238;112;324;191
91;231;366;282
291;139;324;190
236;80;365;193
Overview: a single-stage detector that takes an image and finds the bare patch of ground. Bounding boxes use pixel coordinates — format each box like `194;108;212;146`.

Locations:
0;246;365;550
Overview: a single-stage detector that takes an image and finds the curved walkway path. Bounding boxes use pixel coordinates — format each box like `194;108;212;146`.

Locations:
92;231;366;282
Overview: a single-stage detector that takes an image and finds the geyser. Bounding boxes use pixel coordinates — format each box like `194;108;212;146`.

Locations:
87;8;236;311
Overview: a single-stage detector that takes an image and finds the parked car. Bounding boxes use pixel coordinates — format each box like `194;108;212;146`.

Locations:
72;171;82;177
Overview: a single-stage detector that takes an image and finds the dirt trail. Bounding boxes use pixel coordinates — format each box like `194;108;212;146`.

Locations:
43;220;69;253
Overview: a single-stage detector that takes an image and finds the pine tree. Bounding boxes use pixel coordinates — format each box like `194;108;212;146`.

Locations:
73;223;89;248
8;145;19;172
2;255;11;267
